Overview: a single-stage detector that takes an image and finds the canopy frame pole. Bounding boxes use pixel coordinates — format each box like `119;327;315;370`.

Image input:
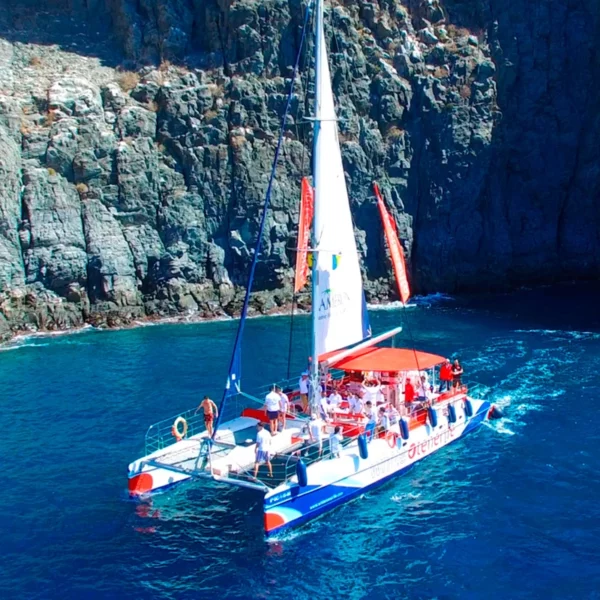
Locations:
321;326;403;368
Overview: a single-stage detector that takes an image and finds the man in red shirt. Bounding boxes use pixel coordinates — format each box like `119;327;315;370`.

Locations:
404;378;415;411
439;358;453;393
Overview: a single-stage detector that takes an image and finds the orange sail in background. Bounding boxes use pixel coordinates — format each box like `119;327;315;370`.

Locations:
373;182;411;304
294;177;314;292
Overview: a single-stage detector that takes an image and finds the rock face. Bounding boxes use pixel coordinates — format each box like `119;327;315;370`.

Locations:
0;0;598;338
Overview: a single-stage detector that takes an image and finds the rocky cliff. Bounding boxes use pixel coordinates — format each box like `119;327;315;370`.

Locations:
0;0;598;339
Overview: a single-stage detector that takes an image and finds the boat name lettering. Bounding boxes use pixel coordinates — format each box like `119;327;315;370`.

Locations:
408;428;455;460
266;490;292;505
370;452;409;481
309;491;344;511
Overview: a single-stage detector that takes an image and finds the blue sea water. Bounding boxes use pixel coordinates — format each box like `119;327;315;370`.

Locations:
1;283;599;600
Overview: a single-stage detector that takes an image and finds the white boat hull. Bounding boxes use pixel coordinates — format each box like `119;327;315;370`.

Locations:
263;398;491;535
127;416;305;495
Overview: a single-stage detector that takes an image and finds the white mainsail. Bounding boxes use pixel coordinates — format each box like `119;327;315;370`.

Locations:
312;24;370;356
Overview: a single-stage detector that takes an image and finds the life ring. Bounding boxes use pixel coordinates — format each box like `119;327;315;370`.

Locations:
172;416;188;441
386;430;398;449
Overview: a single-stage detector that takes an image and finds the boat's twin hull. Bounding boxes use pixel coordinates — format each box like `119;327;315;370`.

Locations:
128;400;491;536
263;400;490;535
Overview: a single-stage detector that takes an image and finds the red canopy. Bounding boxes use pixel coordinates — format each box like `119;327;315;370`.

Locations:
327;347;445;373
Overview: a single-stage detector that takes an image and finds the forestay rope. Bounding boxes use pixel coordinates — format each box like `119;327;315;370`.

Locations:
212;0;315;438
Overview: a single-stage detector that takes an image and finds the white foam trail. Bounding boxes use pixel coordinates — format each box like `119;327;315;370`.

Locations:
368;293;454;311
1;324;97;351
391;492;421;503
367;301;417;311
514;329;600;341
485;419;515;436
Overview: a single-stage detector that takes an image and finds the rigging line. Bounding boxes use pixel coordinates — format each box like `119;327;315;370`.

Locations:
401;300;422;376
212;0;315;438
286;295;297;379
287;5;312;379
288;4;314;380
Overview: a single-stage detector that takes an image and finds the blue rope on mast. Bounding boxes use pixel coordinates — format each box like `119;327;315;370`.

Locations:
212;0;314;438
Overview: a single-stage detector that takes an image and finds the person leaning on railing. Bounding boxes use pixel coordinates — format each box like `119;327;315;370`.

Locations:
452;360;464;391
439;358;453;392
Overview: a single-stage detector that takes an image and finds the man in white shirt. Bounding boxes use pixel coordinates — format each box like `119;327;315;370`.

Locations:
253;422;273;478
278;387;290;430
298;372;309;413
378;406;389;433
309;413;325;456
325;389;342;415
264;385;281;435
364;400;377;423
348;393;363;415
416;375;428;401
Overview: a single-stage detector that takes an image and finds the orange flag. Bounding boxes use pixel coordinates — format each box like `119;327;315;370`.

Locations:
373;182;410;304
294;177;314;293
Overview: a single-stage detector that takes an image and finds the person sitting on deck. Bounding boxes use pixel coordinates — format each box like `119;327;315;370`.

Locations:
298;371;310;413
309;413;325;457
452;359;464;391
326;388;342;414
278;387;290;431
264;385;281;435
348;393;363;415
387;403;400;427
439;358;453;393
253;422;273;478
195;395;219;437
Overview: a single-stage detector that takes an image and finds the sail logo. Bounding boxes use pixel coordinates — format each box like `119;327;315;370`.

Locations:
318;288;350;320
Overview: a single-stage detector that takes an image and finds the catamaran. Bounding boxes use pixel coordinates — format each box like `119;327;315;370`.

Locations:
127;0;502;535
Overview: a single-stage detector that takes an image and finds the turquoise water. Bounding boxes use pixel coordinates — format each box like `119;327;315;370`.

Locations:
1;284;599;599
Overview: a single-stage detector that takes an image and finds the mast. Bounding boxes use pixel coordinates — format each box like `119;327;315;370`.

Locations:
309;0;324;414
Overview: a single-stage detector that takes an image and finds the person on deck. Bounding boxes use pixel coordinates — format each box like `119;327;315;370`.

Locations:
439;358;453;393
348;393;363;415
387;403;400;427
326;388;342;414
321;371;333;395
278;387;290;431
298;372;310;413
452;359;464;391
253;422;273;478
264;385;281;435
309;413;325;457
195;395;219;437
416;375;429;401
364;400;377;423
377;406;389;434
404;378;415;401
329;425;343;459
404;379;417;413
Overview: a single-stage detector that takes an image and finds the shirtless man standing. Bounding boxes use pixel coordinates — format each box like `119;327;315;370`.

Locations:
195;395;219;437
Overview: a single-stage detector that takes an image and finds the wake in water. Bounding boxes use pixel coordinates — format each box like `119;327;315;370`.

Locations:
0;324;97;351
470;327;600;438
514;329;600;341
368;293;455;311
